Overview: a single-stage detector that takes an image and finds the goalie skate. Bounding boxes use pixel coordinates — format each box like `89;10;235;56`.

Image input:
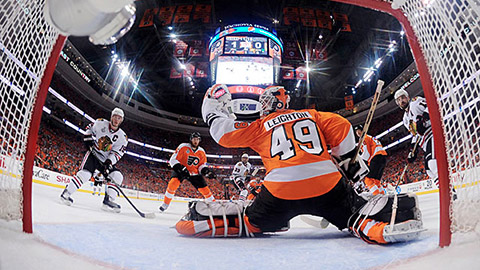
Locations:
383;220;426;242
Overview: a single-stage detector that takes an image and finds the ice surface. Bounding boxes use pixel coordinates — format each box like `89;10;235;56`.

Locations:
0;183;479;270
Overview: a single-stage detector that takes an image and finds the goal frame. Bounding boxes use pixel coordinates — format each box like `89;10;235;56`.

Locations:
17;0;452;246
21;35;66;233
331;0;451;247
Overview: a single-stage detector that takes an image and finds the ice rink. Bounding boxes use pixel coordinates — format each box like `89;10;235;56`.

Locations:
1;183;479;270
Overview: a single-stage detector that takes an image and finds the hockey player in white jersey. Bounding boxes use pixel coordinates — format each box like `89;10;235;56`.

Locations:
60;108;128;212
231;153;252;200
395;90;437;183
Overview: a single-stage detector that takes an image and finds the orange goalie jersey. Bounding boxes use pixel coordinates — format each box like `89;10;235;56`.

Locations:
169;143;207;175
206;109;356;200
360;135;387;164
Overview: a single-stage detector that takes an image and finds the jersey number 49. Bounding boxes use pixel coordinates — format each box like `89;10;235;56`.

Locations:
271;119;324;160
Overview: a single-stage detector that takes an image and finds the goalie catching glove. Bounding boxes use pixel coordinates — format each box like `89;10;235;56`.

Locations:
202;84;236;126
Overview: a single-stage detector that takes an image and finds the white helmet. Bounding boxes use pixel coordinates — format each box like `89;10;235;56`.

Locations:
111;107;124;118
241;153;249;159
259;86;290;117
394;89;409;100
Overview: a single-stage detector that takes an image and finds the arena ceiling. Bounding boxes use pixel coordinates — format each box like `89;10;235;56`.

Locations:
67;0;414;118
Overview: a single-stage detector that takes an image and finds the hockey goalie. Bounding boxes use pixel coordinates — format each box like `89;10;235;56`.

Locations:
175;84;425;244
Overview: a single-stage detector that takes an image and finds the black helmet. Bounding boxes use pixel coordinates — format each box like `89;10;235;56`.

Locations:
190;132;201;141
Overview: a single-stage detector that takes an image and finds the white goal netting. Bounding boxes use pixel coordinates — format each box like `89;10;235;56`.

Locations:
395;0;480;235
0;0;59;222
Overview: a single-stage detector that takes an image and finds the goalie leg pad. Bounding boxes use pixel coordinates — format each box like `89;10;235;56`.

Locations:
175;200;258;238
356;193;420;223
349;193;424;244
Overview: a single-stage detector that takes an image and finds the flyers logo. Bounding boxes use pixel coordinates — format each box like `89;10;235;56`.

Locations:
187;156;200;166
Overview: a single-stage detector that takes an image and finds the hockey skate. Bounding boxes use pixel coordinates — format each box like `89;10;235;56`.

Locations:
383;220;426;242
159;203;169;212
102;196;121;213
60;189;73;206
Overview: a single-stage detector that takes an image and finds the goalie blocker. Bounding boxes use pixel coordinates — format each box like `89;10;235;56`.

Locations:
176;177;424;244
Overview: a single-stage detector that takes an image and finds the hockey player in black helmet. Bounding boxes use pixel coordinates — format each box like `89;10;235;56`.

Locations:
159;131;216;212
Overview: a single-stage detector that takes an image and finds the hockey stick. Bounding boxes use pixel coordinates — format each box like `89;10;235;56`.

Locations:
106;177;156;219
251;167;259;177
350;80;385;165
388;138;420;232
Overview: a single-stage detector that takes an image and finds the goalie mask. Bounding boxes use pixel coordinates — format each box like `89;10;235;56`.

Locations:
259;86;290;117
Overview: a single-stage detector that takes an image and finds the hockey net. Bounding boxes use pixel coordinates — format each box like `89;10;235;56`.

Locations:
338;0;480;246
0;0;60;230
389;0;480;244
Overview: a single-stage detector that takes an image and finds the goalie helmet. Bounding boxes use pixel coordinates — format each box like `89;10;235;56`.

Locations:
259;86;290;117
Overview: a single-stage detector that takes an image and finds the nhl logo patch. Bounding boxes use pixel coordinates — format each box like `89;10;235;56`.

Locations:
187;150;190;154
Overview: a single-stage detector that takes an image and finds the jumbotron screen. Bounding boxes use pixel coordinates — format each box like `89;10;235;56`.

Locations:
224;36;268;55
216;56;273;85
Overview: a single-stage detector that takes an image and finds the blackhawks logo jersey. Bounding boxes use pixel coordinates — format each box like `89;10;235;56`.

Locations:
169;143;207;175
203;107;356;200
85;119;128;165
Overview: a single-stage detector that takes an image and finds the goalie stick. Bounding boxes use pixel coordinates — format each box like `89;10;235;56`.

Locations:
388;138;420;232
350;79;385;165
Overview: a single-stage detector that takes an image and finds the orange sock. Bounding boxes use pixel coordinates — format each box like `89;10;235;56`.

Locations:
198;187;215;202
164;178;181;205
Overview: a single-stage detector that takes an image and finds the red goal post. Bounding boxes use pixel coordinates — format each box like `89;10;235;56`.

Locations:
333;0;480;247
0;0;65;233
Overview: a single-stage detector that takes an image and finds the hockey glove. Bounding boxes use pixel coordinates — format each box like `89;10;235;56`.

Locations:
201;167;216;179
173;164;190;179
101;159;113;177
83;135;94;150
407;148;418;163
334;150;369;183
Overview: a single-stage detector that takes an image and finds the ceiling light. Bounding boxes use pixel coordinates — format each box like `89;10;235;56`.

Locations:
169;33;177;38
168;26;173;30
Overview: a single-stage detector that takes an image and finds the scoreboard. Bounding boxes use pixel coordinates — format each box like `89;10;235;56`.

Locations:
208;24;283;119
224;36;268;55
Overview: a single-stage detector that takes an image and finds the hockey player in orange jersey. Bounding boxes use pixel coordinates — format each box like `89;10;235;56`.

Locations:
175;84;424;244
355;125;387;195
246;178;263;200
159;132;216;212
